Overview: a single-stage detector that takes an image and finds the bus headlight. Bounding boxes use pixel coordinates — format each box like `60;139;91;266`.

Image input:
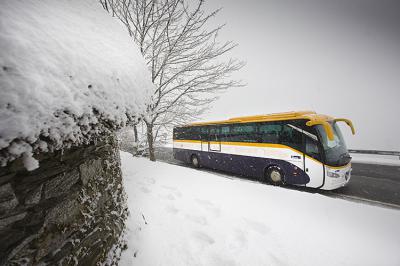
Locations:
327;169;341;178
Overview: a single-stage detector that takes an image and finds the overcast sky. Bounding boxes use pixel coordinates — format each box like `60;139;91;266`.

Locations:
201;0;400;151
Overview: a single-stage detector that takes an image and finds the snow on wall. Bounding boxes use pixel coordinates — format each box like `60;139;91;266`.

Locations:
0;0;153;169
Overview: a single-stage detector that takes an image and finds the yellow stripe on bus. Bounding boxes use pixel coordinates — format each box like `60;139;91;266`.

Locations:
173;139;351;169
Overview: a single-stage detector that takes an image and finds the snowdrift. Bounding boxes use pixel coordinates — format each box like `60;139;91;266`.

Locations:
120;152;400;266
0;0;153;169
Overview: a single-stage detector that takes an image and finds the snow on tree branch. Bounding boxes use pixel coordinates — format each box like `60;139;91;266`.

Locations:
101;0;244;161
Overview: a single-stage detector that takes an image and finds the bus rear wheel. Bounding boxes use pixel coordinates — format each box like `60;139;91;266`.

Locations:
265;166;284;185
191;155;200;168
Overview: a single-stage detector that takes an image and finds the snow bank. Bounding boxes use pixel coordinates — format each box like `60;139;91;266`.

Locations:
120;152;400;266
0;0;153;168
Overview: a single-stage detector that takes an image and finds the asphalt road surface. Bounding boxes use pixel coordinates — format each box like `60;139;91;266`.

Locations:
153;147;400;209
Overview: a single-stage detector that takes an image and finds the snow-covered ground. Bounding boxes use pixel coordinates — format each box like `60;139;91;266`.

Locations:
119;151;400;266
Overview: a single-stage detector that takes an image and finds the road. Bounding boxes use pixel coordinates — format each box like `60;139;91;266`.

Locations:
328;163;400;207
153;147;400;209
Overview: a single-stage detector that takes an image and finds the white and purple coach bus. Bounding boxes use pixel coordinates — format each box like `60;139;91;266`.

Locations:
173;111;356;190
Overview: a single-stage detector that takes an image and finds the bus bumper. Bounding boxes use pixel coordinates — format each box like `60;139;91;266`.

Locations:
321;164;352;190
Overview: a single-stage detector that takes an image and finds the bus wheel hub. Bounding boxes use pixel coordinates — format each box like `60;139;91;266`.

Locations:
271;170;281;182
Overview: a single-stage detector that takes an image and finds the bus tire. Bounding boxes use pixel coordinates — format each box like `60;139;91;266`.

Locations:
265;166;284;185
191;155;200;168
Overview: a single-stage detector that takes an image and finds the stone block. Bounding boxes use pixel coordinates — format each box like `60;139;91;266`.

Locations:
79;159;104;186
25;184;43;205
44;169;79;199
0;173;15;186
34;227;74;262
44;195;80;226
0;212;27;230
0;183;18;214
0;229;26;261
6;234;38;262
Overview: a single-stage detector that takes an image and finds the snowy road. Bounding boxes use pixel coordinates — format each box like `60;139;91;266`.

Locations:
119;152;400;266
153;147;400;208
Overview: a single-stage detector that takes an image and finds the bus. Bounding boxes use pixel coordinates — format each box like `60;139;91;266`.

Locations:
173;111;355;190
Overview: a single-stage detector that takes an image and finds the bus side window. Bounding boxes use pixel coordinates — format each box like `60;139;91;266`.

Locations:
220;125;230;141
174;127;184;140
200;126;209;141
209;126;220;141
231;123;256;142
185;127;193;140
305;135;321;161
173;128;178;139
280;123;302;151
301;125;322;161
191;127;201;140
230;124;240;142
258;122;281;143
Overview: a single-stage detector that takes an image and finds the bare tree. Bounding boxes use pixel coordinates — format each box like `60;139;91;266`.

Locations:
101;0;244;161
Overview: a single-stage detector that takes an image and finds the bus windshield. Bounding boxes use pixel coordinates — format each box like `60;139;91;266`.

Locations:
315;122;350;166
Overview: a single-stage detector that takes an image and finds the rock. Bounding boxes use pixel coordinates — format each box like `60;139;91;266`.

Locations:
0;212;27;230
0;173;15;186
44;169;79;199
34;226;74;262
25;184;43;205
0;134;126;265
0;229;26;262
0;183;15;201
44;195;79;226
79;159;104;186
6;234;38;262
0;183;18;213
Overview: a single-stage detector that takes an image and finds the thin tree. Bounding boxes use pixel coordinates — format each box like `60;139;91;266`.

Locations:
101;0;244;161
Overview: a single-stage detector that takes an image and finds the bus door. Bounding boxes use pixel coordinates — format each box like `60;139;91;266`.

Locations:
200;127;209;151
208;126;221;152
284;122;322;187
303;130;324;188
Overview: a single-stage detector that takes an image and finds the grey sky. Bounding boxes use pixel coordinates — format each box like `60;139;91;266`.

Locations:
201;0;400;151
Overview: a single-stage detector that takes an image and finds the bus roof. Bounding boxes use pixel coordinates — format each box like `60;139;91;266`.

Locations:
186;111;334;126
181;111;355;141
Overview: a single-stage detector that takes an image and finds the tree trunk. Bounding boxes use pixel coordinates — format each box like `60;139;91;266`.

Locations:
146;122;156;161
133;123;138;143
133;123;139;155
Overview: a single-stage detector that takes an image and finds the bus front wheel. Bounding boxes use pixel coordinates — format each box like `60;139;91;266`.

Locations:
191;155;200;168
265;166;284;185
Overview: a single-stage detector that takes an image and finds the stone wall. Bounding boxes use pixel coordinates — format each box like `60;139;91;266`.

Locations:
0;135;128;265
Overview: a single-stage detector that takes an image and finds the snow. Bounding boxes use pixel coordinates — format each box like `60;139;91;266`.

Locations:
351;153;400;166
0;0;153;168
22;151;39;171
120;151;400;266
162;143;174;148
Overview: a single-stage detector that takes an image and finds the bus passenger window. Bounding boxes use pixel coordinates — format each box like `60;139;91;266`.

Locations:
191;127;202;140
220;126;230;141
200;126;208;141
231;124;256;142
258;123;281;143
280;124;302;151
209;126;220;141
